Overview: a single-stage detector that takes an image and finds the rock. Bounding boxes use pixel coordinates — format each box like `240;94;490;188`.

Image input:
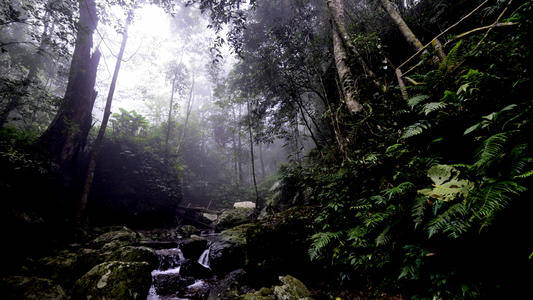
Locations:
180;225;199;238
0;276;67;299
107;246;159;269
153;273;195;296
238;287;276;300
273;275;312;300
37;250;80;287
203;213;218;222
216;208;254;230
245;206;318;284
73;261;152;299
237;275;311;300
234;201;256;209
180;235;208;260
180;259;212;278
90;227;141;249
183;279;210;299
210;224;256;274
208;268;251;299
156;248;185;270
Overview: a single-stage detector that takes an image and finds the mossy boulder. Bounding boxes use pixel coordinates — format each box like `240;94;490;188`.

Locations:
73;261;152;299
215;208;254;230
180;235;208;260
107;246;158;269
179;224;199;238
210;223;257;274
90;227;142;249
239;287;276;300
0;276;67;299
245;206;318;284
273;275;311;300
237;275;311;300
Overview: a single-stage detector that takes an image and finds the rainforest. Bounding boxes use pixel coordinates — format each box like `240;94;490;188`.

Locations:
0;0;532;299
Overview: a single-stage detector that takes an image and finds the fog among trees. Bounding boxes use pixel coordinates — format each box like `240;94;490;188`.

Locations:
1;0;532;299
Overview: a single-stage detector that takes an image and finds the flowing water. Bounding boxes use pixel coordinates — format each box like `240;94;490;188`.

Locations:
147;245;211;299
197;249;210;269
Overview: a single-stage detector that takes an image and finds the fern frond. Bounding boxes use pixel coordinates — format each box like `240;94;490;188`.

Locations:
401;122;431;139
427;202;469;238
383;182;415;200
474;132;512;169
412;196;426;229
408;94;430;108
422;102;447;115
376;226;392;247
309;231;342;261
473;181;526;228
514;169;533;179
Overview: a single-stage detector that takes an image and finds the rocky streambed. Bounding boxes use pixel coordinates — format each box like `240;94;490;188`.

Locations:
1;205;319;299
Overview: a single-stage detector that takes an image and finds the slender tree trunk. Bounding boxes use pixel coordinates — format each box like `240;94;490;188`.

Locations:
379;0;445;60
176;73;195;155
237;105;244;184
231;107;239;184
259;143;265;179
326;0;363;113
247;101;260;210
77;10;133;221
164;76;176;160
38;0;101;185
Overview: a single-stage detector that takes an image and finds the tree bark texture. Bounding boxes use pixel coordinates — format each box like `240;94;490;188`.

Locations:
38;0;101;184
326;0;363;113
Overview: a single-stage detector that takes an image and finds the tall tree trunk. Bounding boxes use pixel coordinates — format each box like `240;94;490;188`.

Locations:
231;107;239;184
164;76;176;160
76;10;133;222
259;142;265;179
247;101;260;210
379;0;445;60
326;0;363;113
0;7;54;127
38;0;101;186
237;105;244;184
176;73;195;155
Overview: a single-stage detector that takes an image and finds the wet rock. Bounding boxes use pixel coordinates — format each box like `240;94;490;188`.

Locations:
208;268;251;299
179;225;199;238
238;287;276;300
107;246;158;269
273;275;312;300
153;273;195;295
90;227;141;249
245;206;318;284
237;275;311;300
73;261;152;299
216;208;255;230
0;276;67;299
210;224;256;274
156;248;185;270
183;279;210;299
180;235;208;260
180;259;212;278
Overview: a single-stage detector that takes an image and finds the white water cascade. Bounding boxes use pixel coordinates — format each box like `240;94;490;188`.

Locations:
197;248;210;269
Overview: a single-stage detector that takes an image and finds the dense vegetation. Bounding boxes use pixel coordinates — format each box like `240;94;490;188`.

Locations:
1;0;532;298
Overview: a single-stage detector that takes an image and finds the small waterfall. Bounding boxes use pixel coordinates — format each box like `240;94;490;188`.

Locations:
198;248;210;269
156;248;185;270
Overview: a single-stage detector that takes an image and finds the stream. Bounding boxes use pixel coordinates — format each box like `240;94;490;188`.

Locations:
147;234;214;299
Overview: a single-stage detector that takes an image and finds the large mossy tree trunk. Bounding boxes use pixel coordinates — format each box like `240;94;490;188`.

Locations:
326;0;363;113
38;0;100;185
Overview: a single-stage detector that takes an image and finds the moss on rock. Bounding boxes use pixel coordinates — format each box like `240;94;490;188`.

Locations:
73;261;152;299
107;246;158;269
0;276;67;299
